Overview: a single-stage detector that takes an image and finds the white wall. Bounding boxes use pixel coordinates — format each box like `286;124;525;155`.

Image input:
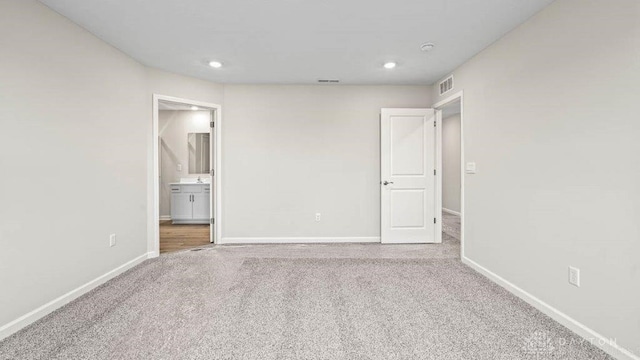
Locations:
0;2;431;336
222;85;431;240
146;68;225;103
442;114;461;213
0;0;225;337
432;0;640;357
159;110;211;217
0;0;148;328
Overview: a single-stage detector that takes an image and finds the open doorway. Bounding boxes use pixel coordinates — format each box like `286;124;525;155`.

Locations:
434;92;464;258
152;95;221;255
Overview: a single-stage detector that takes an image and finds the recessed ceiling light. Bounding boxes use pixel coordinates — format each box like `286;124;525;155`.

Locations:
421;43;436;52
191;106;199;111
208;61;222;68
383;62;397;69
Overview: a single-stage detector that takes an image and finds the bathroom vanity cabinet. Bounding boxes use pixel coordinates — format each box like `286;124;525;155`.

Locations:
170;183;210;224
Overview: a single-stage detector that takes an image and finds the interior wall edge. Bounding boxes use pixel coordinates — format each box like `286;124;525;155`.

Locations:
462;256;640;360
0;252;153;342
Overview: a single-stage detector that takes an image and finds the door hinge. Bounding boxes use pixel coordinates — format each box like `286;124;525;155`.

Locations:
210;121;215;128
210;169;214;176
434;218;437;224
211;218;215;224
434;169;436;176
434;120;436;127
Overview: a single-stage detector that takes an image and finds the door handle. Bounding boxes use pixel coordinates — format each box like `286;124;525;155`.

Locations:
382;181;394;186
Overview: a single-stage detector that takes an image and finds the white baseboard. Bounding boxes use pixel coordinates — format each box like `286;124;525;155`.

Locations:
442;208;461;216
220;237;380;245
462;256;639;360
159;215;171;221
0;252;152;341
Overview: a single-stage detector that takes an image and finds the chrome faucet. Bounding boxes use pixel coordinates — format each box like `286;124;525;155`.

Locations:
197;176;202;183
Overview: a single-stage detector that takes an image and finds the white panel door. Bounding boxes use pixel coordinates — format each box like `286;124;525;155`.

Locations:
381;108;437;244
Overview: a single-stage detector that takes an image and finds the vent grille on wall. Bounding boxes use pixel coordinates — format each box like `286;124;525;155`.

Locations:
318;79;340;83
439;75;454;95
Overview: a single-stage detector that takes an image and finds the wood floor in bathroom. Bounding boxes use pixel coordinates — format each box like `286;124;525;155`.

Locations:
159;220;211;254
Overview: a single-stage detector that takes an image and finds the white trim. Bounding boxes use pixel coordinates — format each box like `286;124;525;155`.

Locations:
209;110;216;244
433;90;464;109
151;94;222;255
159;215;172;221
433;90;464;260
220;237;380;244
442;208;461;216
0;252;151;341
434;109;443;243
463;256;640;360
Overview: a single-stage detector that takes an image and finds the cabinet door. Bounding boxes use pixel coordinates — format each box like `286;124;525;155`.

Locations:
171;193;193;220
192;192;210;221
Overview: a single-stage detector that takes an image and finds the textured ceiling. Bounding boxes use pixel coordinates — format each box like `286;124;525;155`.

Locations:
39;0;555;85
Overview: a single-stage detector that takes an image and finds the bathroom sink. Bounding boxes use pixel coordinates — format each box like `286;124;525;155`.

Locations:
180;178;211;184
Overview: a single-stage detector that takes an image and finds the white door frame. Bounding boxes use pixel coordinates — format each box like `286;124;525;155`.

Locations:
435;109;443;243
432;91;464;259
150;94;222;257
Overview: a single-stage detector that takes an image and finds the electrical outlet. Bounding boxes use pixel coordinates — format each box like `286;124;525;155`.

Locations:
315;213;321;222
568;266;580;287
109;234;117;247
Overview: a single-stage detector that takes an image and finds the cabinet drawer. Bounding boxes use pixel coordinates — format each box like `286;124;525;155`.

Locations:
170;184;207;193
181;185;202;193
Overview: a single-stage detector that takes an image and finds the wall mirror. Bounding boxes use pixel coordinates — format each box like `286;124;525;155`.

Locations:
188;133;210;174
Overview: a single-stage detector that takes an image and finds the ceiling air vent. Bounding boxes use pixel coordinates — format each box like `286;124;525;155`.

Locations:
318;79;340;83
439;75;454;95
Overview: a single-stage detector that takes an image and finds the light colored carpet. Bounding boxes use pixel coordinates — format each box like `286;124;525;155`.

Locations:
442;211;461;240
0;243;611;359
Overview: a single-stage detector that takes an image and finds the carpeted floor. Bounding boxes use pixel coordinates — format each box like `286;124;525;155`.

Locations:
0;226;611;359
442;211;461;241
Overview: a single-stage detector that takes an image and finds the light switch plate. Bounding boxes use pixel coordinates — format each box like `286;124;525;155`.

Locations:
465;162;477;174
